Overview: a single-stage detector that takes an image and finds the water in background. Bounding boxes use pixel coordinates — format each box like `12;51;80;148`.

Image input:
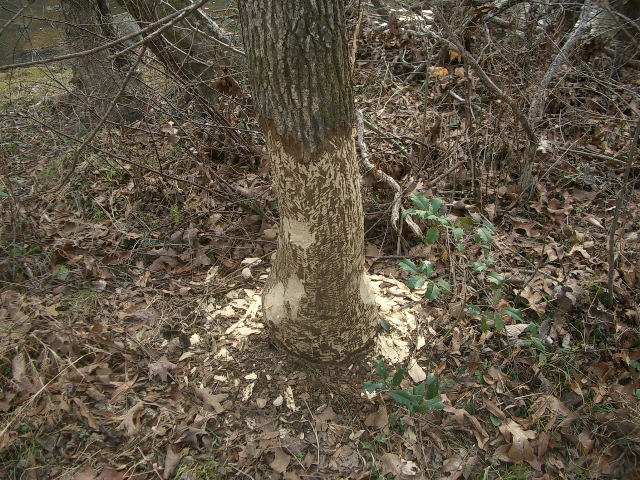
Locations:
0;0;234;66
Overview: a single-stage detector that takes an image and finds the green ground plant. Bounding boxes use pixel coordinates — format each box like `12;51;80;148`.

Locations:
400;192;526;339
364;359;444;414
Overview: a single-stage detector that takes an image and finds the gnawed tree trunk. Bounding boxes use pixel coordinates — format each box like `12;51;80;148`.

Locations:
238;0;379;363
60;0;141;124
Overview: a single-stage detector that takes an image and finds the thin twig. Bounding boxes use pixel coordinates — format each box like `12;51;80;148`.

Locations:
54;45;147;193
356;109;402;231
608;117;640;309
0;0;34;38
0;0;209;72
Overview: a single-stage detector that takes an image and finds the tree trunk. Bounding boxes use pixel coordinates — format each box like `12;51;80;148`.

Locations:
60;0;140;124
238;0;379;363
115;0;232;107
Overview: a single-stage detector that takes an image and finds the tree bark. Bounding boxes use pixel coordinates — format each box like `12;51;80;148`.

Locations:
115;0;233;107
60;0;141;123
238;0;379;363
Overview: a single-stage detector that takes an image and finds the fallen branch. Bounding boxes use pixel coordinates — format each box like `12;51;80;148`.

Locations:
356;109;421;236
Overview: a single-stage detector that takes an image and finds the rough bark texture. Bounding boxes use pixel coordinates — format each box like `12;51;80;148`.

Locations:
60;0;140;123
238;0;379;363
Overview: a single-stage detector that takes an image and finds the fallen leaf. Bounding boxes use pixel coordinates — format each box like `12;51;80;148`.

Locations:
497;420;536;463
117;401;144;436
407;359;427;383
148;356;177;382
284;385;297;411
195;387;227;413
269;447;290;474
163;445;183;480
71;467;95;480
364;404;389;429
314;405;338;431
73;397;99;430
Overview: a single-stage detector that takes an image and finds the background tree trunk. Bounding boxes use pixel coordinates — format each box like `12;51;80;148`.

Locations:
238;0;379;363
60;0;141;124
115;0;235;107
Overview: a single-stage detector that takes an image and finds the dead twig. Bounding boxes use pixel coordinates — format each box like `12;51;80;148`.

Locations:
54;45;147;194
608;117;640;309
356;109;421;237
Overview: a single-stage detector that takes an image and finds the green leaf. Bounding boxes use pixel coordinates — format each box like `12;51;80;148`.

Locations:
532;337;547;351
425;227;439;244
389;389;422;407
414;395;444;412
438;217;452;228
490;414;502;426
631;360;640;372
419;261;434;276
504;307;523;322
494;311;505;332
452;227;464;241
480;315;489;332
363;381;384;393
430;197;444;213
456;243;466;253
483;222;498;234
391;367;406;387
413;381;426;398
375;359;387;379
410;191;430;211
529;322;540;335
486;271;504;287
0;189;9;198
426;374;439;399
380;319;391;332
458;217;474;228
399;259;418;274
472;261;487;273
407;276;426;291
57;264;70;280
437;278;451;295
465;304;481;315
425;283;440;301
635;389;640;399
474;227;493;245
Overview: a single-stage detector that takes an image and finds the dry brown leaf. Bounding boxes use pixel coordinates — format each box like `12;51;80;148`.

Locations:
364;404;389;429
99;468;126;480
444;406;489;449
148;356;177;382
110;375;138;403
269;447;290;474
117;401;144;436
407;359;427;383
314;405;338;431
497;420;536;463
195;387;228;413
163;444;184;480
578;428;595;454
73;397;99;430
481;392;506;420
71;467;95;480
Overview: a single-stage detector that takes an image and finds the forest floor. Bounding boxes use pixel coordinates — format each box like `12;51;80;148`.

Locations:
1;10;640;480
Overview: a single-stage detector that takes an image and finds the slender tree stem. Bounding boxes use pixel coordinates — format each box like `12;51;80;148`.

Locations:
608;117;640;309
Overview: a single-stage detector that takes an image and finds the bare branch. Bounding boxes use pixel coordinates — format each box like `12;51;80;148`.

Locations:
0;0;209;72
